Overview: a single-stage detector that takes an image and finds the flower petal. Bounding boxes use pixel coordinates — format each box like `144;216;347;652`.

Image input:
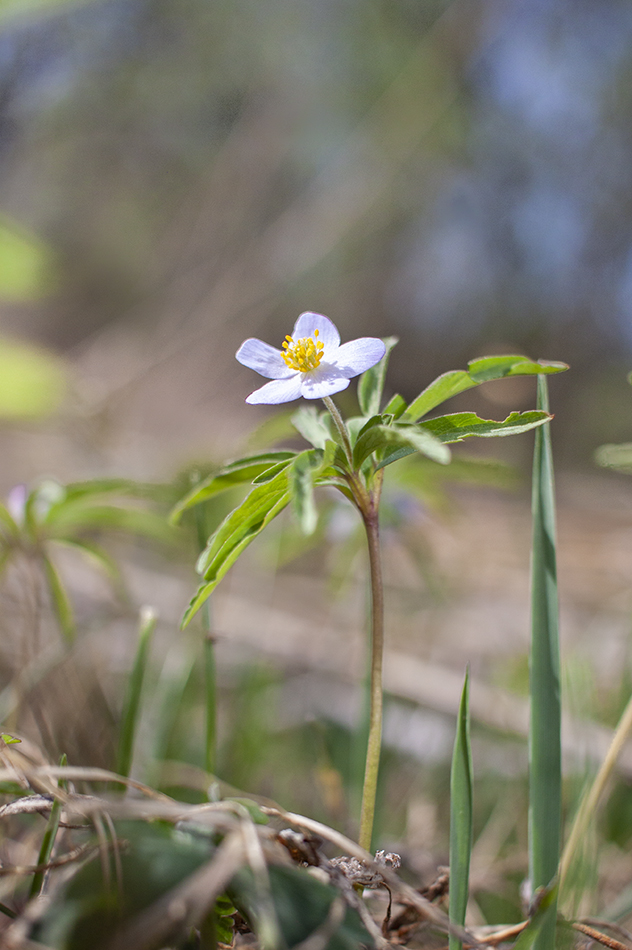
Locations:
245;374;304;404
328;338;386;378
291;312;340;354
236;338;294;379
299;365;351;399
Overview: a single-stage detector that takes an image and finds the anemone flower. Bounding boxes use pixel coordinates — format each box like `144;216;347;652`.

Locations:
236;312;386;404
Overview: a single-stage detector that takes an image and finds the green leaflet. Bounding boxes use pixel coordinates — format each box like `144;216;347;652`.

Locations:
594;442;632;474
170;452;296;523
420;410;551;443
117;608;156;779
291;405;332;449
353;422;450;469
357;336;399;416
404;356;568;423
288;450;322;535
183;470;292;625
529;377;561;950
449;669;473;950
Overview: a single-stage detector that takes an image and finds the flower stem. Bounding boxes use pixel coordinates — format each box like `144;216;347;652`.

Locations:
322;396;354;469
358;503;384;852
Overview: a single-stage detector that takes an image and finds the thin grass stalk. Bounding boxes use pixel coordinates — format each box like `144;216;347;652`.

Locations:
203;629;217;777
449;668;473;950
529;375;561;950
29;753;66;898
117;607;157;779
195;500;217;779
559;688;632;897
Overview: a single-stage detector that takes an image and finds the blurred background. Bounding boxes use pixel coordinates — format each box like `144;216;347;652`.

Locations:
1;0;632;924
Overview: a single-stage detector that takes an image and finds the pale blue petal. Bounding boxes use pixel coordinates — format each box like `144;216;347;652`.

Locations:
291;312;340;353
329;338;386;378
300;365;351;399
236;338;294;379
245;374;303;404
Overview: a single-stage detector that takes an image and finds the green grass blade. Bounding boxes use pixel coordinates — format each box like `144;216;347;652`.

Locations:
449;668;473;950
204;632;217;777
529;375;561;950
117;607;157;778
29;753;66;898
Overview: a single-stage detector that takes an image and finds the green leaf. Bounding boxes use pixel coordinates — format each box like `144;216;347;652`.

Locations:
288;450;322;535
0;733;20;745
382;393;407;418
29;753;66;899
467;355;567;382
0;502;19;540
529;377;561;950
357;336;398;416
251;460;294;483
184;470;292;625
50;538;125;593
420;410;551;443
594;442;632;474
449;669;473;950
197;468;290;577
0;217;55;300
353;422;450;469
291;406;331;449
0;338;67;420
404;356;568;422
512;882;559;950
42;554;75;643
46;504;179;546
117;608;156;779
170;453;296;523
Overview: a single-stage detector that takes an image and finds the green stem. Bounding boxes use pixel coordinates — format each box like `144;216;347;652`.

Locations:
322;396;354;469
358;503;384;852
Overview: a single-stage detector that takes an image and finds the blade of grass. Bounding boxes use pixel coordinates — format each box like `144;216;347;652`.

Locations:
559;688;632;902
204;632;217;778
449;668;473;950
529;375;562;950
29;752;66;898
117;607;157;779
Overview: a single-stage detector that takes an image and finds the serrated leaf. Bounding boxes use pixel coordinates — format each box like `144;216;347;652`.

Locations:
288;451;322;536
170;453;296;523
353;422;451;469
594;442;632;474
420;410;551;443
42;554;75;642
357;336;398;416
405;357;568;422
291;406;331;449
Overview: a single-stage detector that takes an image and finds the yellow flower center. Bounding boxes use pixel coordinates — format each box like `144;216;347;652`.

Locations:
281;328;325;373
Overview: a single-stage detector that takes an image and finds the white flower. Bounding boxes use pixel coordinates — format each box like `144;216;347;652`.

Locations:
236;312;386;405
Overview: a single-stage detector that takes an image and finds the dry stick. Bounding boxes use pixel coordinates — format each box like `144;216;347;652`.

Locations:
559;689;632;892
571;921;632;950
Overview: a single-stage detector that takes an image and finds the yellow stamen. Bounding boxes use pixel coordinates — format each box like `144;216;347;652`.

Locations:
281;331;325;373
